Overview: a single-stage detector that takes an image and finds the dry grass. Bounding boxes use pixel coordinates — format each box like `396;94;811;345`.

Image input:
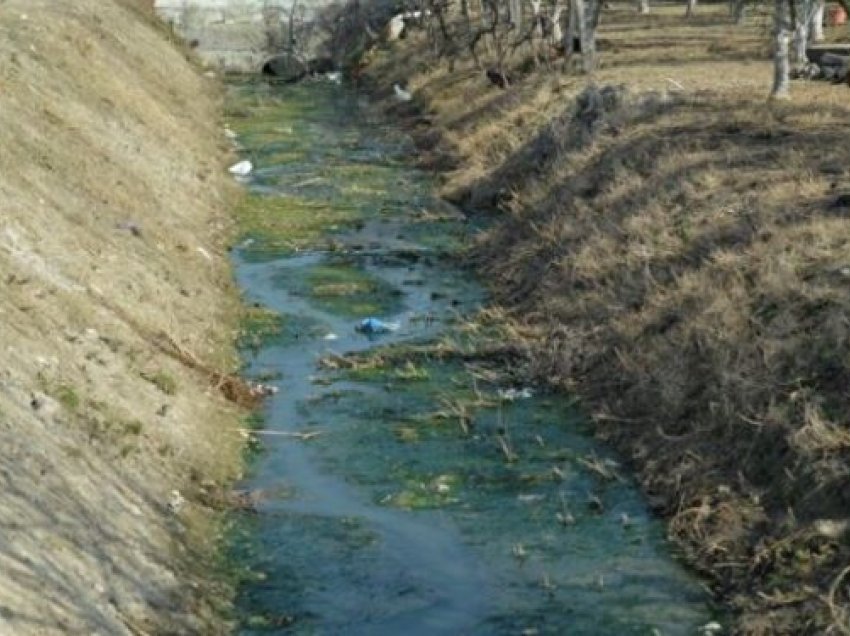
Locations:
0;0;245;633
357;3;850;633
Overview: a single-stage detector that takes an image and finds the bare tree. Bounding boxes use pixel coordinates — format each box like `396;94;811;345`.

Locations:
811;0;825;41
685;0;698;17
509;0;523;28
550;1;565;45
731;0;747;24
771;0;791;99
565;0;579;55
637;0;650;13
571;0;599;71
790;0;819;70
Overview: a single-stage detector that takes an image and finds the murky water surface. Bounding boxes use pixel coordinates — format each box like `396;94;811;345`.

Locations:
228;80;713;635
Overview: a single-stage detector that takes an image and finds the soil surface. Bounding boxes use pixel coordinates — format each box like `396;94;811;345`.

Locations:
0;1;244;633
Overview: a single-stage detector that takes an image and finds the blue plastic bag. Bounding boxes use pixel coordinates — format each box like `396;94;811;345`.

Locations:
355;317;399;335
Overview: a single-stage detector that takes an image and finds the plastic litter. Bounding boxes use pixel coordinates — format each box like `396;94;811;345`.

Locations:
167;489;186;513
228;160;253;176
323;333;339;341
497;387;534;401
393;83;413;102
355;317;399;335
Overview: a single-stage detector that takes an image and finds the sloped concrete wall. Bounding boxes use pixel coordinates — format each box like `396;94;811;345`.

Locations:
154;0;319;72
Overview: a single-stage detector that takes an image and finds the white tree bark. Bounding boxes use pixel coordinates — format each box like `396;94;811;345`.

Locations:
510;0;523;28
565;0;579;54
572;0;586;56
792;0;813;68
637;0;650;13
530;0;543;37
731;0;747;24
572;0;597;71
551;3;564;45
685;0;698;17
811;0;825;41
772;0;792;99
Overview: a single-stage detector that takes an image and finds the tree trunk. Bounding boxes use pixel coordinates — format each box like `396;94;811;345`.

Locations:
637;0;650;13
590;0;603;28
811;0;825;41
565;0;578;54
510;0;523;28
551;4;564;45
573;0;597;71
530;0;543;37
732;0;747;24
771;0;792;99
792;0;812;68
685;0;697;17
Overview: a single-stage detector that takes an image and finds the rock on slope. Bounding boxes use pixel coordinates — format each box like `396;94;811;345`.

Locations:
0;0;243;633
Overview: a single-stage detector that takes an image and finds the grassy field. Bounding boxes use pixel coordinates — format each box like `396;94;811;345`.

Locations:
356;3;850;632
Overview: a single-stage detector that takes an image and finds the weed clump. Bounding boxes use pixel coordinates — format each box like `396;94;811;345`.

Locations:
141;370;178;395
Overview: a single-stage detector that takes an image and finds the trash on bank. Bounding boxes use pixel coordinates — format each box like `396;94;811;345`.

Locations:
393;83;413;102
167;489;186;513
355;317;400;335
229;160;253;176
497;387;533;401
248;382;279;398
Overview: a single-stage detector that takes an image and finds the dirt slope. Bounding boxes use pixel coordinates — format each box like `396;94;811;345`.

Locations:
0;1;243;633
354;4;850;633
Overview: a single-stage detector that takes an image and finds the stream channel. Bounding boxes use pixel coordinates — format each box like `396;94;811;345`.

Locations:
226;79;714;635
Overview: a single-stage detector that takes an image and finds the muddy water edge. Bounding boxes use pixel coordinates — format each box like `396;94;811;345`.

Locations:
224;79;716;635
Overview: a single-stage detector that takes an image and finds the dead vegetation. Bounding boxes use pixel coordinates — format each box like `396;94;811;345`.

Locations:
344;2;850;632
0;0;247;633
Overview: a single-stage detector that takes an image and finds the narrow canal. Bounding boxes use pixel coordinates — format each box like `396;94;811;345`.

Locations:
226;79;713;635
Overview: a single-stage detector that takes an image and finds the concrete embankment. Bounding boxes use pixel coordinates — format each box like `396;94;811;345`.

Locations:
0;1;243;633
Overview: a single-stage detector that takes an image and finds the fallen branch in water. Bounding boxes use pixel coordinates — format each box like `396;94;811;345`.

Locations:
86;285;263;408
291;176;325;189
236;429;324;441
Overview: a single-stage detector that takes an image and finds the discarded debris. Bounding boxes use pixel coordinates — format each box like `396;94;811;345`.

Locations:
167;489;186;513
355;317;399;335
512;542;528;562
497;387;533;401
235;428;323;441
248;382;279;398
578;454;622;481
115;220;142;237
518;493;546;504
587;493;605;513
229;160;253;177
393;83;413;102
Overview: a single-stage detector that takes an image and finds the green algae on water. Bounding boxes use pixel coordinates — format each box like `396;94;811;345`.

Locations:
235;194;364;258
238;305;325;352
272;260;403;319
